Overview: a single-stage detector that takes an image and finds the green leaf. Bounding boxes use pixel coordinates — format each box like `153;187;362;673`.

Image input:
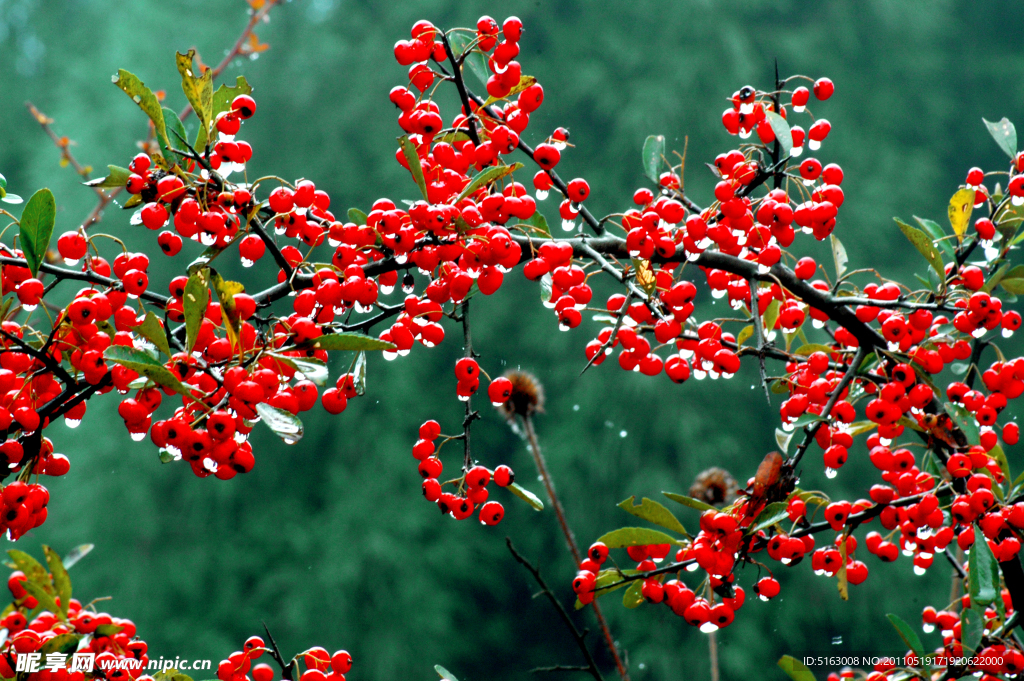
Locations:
622;580;645;609
750;501;790;534
210;270;245;351
62;544;94;570
762;298;780;334
353;350;367;396
764;111;792;159
990;444;1011;485
153;671;194;681
84;165;131;189
539;272;553;304
197;76;252;150
914;216;955;258
306;333;396;352
616;496;688;536
887;613;925;658
268;354;329;386
21;580;60;617
482;74;538;108
574;568;641;608
456;163;523;203
595;527;679;549
7;550;53;591
103;346;197;398
791;412;823;429
1;192;24;204
255;402;304;443
447;32;489;87
94;623;124;637
662;492;717;513
736;324;754;346
521;210;551;238
830;234;848;278
983;117;1018;159
187;245;227;275
948;188;975;243
969;526;999;606
347;208;368;225
42;546;71;619
434;666;459;681
793;343;833;356
162;107;189;169
775;428;796;454
943;402;980;445
183;269;210;353
40;633;80;655
136;311;171;357
1000;265;1024;295
777;655;816;681
507;482;544;511
398;136;429;200
983;262;1012;294
112;69;170;153
176;50;214;144
961;603;984;652
18;188;56;277
642;135;665;182
895;218;944;281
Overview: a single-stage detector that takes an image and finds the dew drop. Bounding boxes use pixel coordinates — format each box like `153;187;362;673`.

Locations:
64;258;80;267
619;430;627;438
573;404;580;411
395;254;408;265
812;319;825;329
130;431;147;442
1004;328;1015;338
200;232;217;246
759;594;770;602
383;350;398;361
699;622;719;634
402;283;415;294
757;264;770;275
561;219;576;232
738;129;752;140
791;146;804;158
21;303;37;312
536;190;549;200
913;565;927;576
398;348;410;357
686;563;699;572
553;141;567;151
972;327;987;338
380;284;395;295
283;437;298;445
711;289;726;299
808;139;822;151
1013;196;1024;207
328;238;341;248
558;322;570;332
241;257;255;268
922;623;935;634
274;225;286;236
64;418;81;429
824;467;838;479
458;394;470;402
793;105;806;114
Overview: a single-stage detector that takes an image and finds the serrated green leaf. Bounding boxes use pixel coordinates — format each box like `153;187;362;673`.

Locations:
103;346;197;398
398;136;429;201
183;269;210;353
42;546;71;619
777;655;816;681
764;111;792;159
969;525;999;606
112;69;170;154
507;482;544;511
617;496;688;536
895;218;944;281
642;135;665;183
456;163;523;203
944;402;980;445
135;311;171;357
18;188;56;277
306;333;396;352
662;492;717;513
983;117;1017;159
84;165;131;189
622;580;645;609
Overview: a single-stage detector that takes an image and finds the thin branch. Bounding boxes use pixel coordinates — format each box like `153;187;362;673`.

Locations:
788;346;867;468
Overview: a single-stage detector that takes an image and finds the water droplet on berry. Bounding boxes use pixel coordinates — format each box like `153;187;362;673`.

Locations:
64;257;80;266
241;257;255;268
21;303;37;312
686;563;699;572
561;219;576;232
395;254;408;265
1013;196;1024;207
383;349;397;361
757;264;770;275
699;622;719;634
283;436;299;445
1004;328;1014;338
130;431;147;442
972;327;986;338
922;623;935;634
274;225;286;236
694;368;707;380
808;139;822;151
812;319;825;329
535;189;549;200
711;289;726;299
791;146;804;158
201;232;217;246
127;293;139;300
793;105;806;114
380;284;395;295
913;565;927;576
824;467;837;479
553;141;567;151
738;128;752;140
64;418;81;429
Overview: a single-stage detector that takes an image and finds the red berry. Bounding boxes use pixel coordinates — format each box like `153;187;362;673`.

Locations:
493;465;514;487
232;94;257;119
813;77;834;100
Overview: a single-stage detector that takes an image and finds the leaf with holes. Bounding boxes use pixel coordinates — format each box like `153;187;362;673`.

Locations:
112;69;170;153
617;496;688;536
255;402;304;444
18;188;56;277
642;135;665;182
983;117;1018;159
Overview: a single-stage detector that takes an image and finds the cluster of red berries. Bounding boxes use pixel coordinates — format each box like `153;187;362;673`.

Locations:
0;481;50;540
413;415;513;525
215;636;351;681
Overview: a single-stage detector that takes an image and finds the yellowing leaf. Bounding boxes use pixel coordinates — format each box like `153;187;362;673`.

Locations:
948;187;975;243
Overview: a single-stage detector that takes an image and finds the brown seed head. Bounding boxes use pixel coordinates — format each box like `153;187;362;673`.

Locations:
497;370;545;418
689;467;738;507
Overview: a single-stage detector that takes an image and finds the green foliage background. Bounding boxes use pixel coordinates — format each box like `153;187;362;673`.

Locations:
1;0;1024;679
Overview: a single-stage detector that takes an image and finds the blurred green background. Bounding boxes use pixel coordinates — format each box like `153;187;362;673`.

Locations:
2;0;1024;680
